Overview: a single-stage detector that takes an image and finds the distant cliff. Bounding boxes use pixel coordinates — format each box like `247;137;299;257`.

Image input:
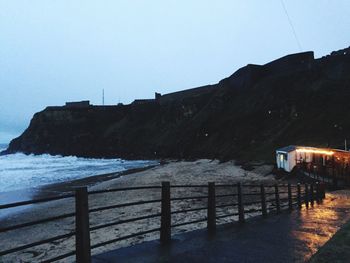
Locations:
4;48;350;162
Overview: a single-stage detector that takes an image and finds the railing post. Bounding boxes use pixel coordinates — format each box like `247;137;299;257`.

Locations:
315;182;320;203
207;182;216;234
333;175;338;188
310;184;314;207
274;184;280;214
237;183;245;223
319;182;326;200
260;184;267;217
305;184;309;209
75;187;91;263
160;181;171;244
297;183;302;208
288;184;293;211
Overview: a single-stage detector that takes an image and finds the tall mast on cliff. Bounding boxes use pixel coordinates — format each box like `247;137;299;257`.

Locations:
102;89;105;105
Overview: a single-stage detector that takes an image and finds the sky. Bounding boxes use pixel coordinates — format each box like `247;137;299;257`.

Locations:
0;0;349;143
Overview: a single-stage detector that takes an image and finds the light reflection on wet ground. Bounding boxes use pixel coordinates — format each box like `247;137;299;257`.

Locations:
289;191;350;262
93;190;350;263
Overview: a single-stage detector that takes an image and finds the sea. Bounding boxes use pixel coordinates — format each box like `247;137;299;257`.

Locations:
0;143;158;218
0;143;158;194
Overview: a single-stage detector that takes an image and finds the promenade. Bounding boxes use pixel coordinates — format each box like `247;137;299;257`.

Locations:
93;191;350;263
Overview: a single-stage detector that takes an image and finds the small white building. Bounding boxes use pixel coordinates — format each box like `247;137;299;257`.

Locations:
276;145;335;172
276;145;297;172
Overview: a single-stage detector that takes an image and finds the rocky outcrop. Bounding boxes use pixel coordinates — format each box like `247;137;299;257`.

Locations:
3;49;350;162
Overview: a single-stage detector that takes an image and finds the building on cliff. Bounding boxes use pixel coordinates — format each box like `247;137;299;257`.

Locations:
65;100;91;108
132;92;162;105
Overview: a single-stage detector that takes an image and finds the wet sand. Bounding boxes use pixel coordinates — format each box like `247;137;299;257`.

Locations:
0;159;274;263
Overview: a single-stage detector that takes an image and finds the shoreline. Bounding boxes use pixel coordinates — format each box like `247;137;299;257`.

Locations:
0;163;159;220
32;163;160;199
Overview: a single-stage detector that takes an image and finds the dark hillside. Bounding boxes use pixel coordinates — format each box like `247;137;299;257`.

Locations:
4;48;350;162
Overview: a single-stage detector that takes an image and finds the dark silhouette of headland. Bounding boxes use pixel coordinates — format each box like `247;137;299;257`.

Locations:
3;47;350;161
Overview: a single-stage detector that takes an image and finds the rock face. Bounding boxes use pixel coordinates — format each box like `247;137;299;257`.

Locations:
4;49;350;162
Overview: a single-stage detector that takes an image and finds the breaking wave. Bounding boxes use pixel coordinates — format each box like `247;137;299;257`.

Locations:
0;151;157;193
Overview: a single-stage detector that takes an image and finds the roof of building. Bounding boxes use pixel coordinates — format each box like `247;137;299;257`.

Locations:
276;145;297;153
276;145;350;154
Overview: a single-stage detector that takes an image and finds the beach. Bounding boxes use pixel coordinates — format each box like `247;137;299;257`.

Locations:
0;159;275;263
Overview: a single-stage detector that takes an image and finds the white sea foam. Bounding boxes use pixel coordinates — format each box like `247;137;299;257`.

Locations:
0;152;158;193
0;144;8;152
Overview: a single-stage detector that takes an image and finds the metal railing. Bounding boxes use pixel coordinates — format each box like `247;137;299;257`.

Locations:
0;182;326;263
297;161;350;187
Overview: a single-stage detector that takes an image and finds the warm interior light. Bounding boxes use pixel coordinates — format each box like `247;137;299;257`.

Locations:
296;148;334;155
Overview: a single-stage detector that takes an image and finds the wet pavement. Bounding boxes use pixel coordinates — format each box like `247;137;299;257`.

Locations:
92;191;350;263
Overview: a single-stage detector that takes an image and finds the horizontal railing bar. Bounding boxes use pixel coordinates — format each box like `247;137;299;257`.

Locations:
91;228;160;250
41;250;76;263
171;206;207;215
90;213;161;231
171;195;208;201
216;212;240;219
260;184;286;188
243;184;291;188
265;192;278;195
243;191;260;194
216;193;238;198
172;218;207;228
244;191;275;196
170;184;208;188
215;184;238;187
278;191;291;194
243;193;261;196
0;212;76;233
244;200;262;206
216;203;238;209
0;232;76;256
241;184;308;188
0;194;74;210
277;184;301;187
89;199;161;213
89;186;161;195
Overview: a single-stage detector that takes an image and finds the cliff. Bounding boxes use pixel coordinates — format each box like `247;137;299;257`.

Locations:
4;48;350;162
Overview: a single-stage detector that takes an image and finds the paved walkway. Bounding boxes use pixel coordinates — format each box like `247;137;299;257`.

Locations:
93;191;350;263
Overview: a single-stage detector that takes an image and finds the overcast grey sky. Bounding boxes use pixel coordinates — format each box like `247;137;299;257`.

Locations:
0;0;349;143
